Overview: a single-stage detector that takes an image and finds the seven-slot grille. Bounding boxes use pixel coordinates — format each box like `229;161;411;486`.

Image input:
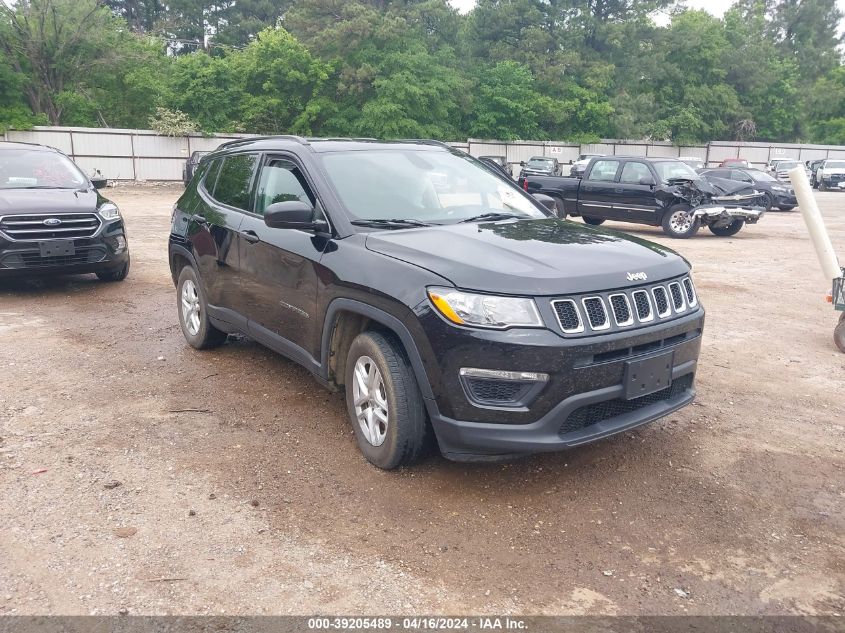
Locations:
552;277;697;337
0;213;101;241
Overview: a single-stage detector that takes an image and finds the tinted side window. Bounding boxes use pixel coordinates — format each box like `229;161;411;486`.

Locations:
588;160;620;182
213;154;258;210
619;162;652;184
255;159;315;215
731;170;754;183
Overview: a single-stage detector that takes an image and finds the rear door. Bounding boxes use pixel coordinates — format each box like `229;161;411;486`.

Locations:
189;154;257;317
237;155;331;363
611;160;658;224
578;159;620;219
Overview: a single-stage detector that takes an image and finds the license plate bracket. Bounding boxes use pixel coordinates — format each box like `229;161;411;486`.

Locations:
39;240;75;257
624;351;674;400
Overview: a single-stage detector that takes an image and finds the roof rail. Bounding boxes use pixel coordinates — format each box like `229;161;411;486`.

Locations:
398;139;454;149
215;135;309;151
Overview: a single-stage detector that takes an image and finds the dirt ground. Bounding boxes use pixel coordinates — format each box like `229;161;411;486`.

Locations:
0;184;843;616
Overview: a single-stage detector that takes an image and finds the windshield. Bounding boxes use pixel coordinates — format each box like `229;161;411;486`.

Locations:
746;169;776;182
778;161;800;170
0;149;88;190
653;161;700;183
824;160;845;169
320;149;546;224
527;158;553;168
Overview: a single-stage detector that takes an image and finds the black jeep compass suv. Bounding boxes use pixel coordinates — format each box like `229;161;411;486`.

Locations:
0;142;130;281
168;137;704;469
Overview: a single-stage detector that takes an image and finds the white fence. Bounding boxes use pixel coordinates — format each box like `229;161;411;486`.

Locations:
4;126;845;181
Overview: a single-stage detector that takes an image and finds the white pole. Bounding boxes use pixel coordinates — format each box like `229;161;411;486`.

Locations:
788;166;842;281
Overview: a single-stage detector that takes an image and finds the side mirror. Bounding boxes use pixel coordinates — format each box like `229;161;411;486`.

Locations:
264;201;327;231
639;176;656;186
520;161;525;166
91;177;108;190
532;193;557;213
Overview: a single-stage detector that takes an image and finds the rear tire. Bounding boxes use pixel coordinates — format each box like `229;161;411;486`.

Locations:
344;331;428;470
176;266;227;350
661;205;700;239
778;205;795;211
96;257;130;282
835;313;845;354
582;216;605;226
708;219;744;237
819;180;828;191
552;196;567;219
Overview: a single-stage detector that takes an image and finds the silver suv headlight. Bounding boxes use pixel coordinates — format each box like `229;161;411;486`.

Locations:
98;202;121;221
427;287;543;329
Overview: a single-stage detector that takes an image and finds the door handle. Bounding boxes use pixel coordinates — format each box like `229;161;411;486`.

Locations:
615;188;624;193
240;229;260;244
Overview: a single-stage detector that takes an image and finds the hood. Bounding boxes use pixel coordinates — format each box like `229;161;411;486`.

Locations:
365;218;688;296
521;167;554;175
0;188;102;215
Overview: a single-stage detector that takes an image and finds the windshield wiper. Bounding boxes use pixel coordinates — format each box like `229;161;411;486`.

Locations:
459;212;524;223
351;218;432;229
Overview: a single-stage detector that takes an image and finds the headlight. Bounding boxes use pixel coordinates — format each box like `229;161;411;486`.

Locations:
427;287;543;329
771;186;786;192
99;202;121;221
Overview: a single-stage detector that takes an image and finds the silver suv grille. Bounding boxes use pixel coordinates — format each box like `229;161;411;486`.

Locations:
551;276;698;336
0;213;101;241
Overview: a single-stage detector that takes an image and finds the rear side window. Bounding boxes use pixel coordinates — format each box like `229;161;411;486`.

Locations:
588;160;620;182
731;171;754;183
213;154;259;210
202;158;223;194
255;159;315;215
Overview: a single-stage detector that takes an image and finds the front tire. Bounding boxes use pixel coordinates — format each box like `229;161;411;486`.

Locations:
661;205;700;239
96;257;130;282
582;216;605;226
344;331;428;470
819;180;828;191
778;205;795;211
708;219;744;237
176;266;227;350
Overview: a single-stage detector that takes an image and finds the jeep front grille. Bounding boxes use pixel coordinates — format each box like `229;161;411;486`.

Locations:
0;213;101;241
551;277;699;337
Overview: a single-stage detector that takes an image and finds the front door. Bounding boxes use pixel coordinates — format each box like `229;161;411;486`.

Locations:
611;161;658;223
578;159;620;220
238;156;330;363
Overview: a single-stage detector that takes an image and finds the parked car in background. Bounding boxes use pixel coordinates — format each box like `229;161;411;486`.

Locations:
169;137;704;468
0;142;130;281
183;150;210;185
518;156;561;179
700;167;796;211
678;156;705;170
719;157;751;168
569;153;603;177
774;160;810;182
521;156;766;238
766;158;791;174
815;159;845;191
807;159;825;187
478;155;512;179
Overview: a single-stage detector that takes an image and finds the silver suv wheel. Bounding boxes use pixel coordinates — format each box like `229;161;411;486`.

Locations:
181;279;201;336
352;355;389;447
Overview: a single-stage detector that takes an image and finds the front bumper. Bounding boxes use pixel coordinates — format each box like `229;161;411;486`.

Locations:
432;360;695;461
417;305;704;460
693;205;765;225
0;219;128;278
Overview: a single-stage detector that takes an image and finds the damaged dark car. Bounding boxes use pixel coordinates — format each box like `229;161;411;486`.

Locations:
519;156;767;238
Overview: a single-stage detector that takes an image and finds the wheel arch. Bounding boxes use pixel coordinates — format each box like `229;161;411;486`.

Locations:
320;299;435;401
169;244;197;287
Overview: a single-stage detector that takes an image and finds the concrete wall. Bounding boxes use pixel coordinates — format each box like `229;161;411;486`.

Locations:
4;126;845;181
